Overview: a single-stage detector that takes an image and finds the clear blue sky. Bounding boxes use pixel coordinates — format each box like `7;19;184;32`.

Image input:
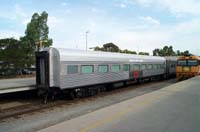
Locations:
0;0;199;55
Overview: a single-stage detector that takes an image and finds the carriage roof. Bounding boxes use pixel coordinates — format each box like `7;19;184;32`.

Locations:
43;47;166;63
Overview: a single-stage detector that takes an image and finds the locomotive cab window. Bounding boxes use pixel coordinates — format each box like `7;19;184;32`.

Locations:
112;64;120;72
81;65;94;74
133;64;140;70
188;60;198;66
98;65;108;73
67;65;78;74
177;60;186;66
123;64;130;71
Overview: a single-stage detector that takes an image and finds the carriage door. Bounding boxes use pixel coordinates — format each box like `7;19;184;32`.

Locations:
36;51;49;95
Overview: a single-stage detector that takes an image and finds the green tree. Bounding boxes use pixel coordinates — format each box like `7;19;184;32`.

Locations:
153;45;191;56
178;50;190;56
24;11;52;51
0;11;53;77
102;42;120;52
138;52;149;56
176;50;181;56
153;48;160;56
183;50;190;55
94;42;120;52
94;46;103;51
153;45;176;56
0;38;26;76
120;49;137;54
19;36;35;68
163;46;175;56
21;11;52;67
94;43;138;54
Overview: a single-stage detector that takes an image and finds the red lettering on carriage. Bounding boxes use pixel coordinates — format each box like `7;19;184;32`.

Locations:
133;71;139;78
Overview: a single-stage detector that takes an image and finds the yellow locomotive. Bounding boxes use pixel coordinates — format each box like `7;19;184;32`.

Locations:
176;55;200;81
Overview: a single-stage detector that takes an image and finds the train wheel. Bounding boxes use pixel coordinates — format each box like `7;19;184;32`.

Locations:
43;94;48;104
76;90;83;98
69;90;76;100
136;78;141;84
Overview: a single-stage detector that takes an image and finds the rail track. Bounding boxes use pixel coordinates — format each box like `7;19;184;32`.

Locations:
0;79;176;121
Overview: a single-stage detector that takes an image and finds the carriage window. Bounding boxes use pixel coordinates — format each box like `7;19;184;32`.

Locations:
98;65;108;73
141;64;146;70
157;64;161;69
153;64;157;69
67;65;78;74
147;64;153;69
112;64;120;72
123;64;130;71
133;64;140;70
161;64;165;69
81;65;94;74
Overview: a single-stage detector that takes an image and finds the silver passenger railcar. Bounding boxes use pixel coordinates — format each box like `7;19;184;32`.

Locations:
36;47;171;99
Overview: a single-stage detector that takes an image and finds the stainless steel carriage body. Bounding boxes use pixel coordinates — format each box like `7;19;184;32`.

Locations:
36;47;166;93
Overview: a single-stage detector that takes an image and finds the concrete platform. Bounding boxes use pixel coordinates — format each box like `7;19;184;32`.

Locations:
39;76;200;132
0;77;35;94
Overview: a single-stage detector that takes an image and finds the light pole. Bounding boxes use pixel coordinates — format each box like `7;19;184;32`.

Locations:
86;30;89;51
